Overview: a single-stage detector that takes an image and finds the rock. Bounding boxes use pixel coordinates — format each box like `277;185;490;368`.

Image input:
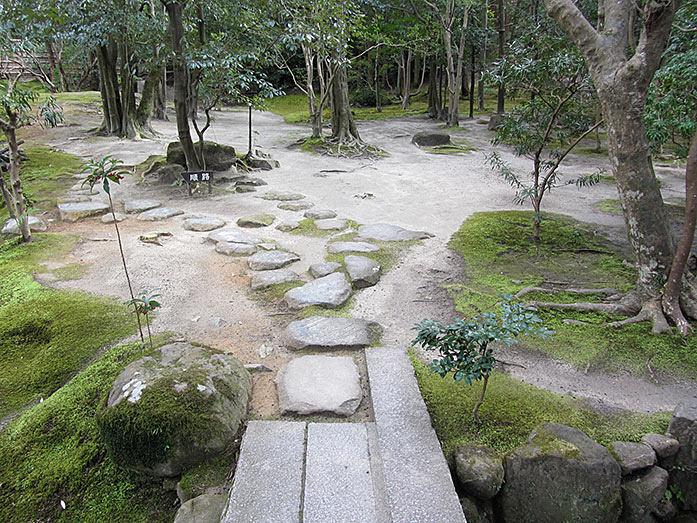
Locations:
97;342;252;477
276;355;362;416
488;113;505;130
315;218;347;230
453;445;504;500
234;176;267;186
256;190;305;201
641;434;680;460
247;157;280;170
276;219;300;232
247;250;300;271
244;364;271;373
284;272;352;309
207;228;259;245
250;269;301;290
309;262;342;278
215;242;257;256
137;207;184;221
653;496;678;521
499;423;622;523
167;141;236;172
101;212;126;224
459;496;494;523
412;132;451;147
610;442;656;475
124;199;161;214
148;163;185;185
344;255;381;288
278;201;314;211
234;185;256;193
237;214;275;228
183;217;225;232
258;344;274;358
666;401;697;510
327;241;380;254
58;201;110;222
2;216;47;235
57;194;91;203
211;316;227;327
257;243;277;251
173;493;227;523
621;466;669;523
357;223;433;242
304;209;337;220
285;316;382;351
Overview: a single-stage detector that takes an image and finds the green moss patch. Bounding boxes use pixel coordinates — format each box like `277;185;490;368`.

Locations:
178;452;233;500
52;262;90;281
326;238;422;275
290;218;360;238
424;139;474;155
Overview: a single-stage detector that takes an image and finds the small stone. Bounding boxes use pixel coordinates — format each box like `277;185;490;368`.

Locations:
248;250;300;271
284;272;351;309
285;316;382;351
610;441;656;475
244;364;272;373
58;201;110;222
215;242;257;256
257;190;305;201
183;217;225;232
137;207;184;221
304;209;337;220
327;241;380;254
235;185;256;193
309;262;342;278
453;445;504;500
356;223;433;242
641;434;680;459
101;212;126;224
276;219;300;232
124;199;162;214
653;496;677;521
315;218;347;231
207;228;259;245
211;316;227;327
247;157;280;170
237;214;275;228
250;269;301;290
235;176;267;186
173;493;227;523
2;216;48;235
278;201;314;211
344;255;381;288
258;344;274;359
258;243;277;251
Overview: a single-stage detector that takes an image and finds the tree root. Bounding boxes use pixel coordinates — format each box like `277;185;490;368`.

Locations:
515;286;619;299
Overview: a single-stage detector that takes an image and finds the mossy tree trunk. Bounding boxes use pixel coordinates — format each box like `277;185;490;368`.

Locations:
0;114;31;242
330;61;360;144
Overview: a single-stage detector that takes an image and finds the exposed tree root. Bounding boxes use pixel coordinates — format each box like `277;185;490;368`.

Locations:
515;286;619;299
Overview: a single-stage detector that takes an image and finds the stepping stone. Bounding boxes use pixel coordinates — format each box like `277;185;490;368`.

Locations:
216;242;257;256
221;421;305;523
285;316;382;351
237;213;275;228
284;272;351;309
102;212;126;224
207;228;259;245
58;201;109;222
309;262;342;278
250;269;301;291
276;219;300;232
276;356;362;416
137;207;183;221
315;218;347;231
183;217;225;231
124;199;161;213
344;255;381;288
57;194;91;203
328;241;380;254
304;209;336;220
257;190;305;201
304;423;378;523
278;201;314;211
258;243;277;251
235;176;267;186
2;216;47;235
248;250;300;271
357;223;433;242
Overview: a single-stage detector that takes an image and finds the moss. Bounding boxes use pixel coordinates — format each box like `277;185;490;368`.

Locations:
592;199;622;214
528;429;581;459
292;137;385;159
326;238;422;274
299;295;357;319
424;140;474;155
178;452;233;500
134;155;167;180
290;218;360;238
254;279;305;302
52;262;89;281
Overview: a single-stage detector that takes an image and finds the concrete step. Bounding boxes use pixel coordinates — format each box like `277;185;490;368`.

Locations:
365;346;466;523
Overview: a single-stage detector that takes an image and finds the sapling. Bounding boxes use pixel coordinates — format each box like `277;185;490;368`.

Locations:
412;295;553;423
125;289;161;350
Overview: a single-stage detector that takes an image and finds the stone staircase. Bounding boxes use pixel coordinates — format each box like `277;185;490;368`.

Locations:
221;347;465;523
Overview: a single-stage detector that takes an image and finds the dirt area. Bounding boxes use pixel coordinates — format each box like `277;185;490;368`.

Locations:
33;103;697;415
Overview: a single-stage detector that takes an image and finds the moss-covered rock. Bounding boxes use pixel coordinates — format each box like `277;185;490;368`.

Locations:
166;141;236;172
97;342;252;477
453;445;504;500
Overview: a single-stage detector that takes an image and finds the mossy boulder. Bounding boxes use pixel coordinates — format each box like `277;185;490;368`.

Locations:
166;141;236;172
664;401;697;511
412;131;451;147
173;493;227;523
97;342;252;477
499;423;622;523
453;445;504;500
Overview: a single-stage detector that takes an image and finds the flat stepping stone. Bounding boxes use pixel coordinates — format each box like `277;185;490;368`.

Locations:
328;241;380;254
183;217;225;231
248;250;300;271
285;316;382;351
304;423;378;523
235;176;267;186
57;194;91;203
137;207;183;221
257;190;305;201
216;242;257;256
304;209;337;220
251;269;301;291
284;272;351;309
207;228;259;245
101;212;126;224
276;356;362;416
221;421;305;523
276;219;300;232
58;201;109;222
357;223;433;242
315;218;347;231
344;255;381;288
278;201;314;211
237;213;275;228
2;216;47;235
309;262;342;278
124;199;161;213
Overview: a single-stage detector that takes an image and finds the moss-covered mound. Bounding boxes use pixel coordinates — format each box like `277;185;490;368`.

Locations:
166;141;236;172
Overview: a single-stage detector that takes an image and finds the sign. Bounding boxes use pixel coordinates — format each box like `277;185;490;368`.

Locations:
182;171;213;196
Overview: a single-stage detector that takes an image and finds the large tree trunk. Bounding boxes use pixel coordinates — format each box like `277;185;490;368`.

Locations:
478;0;488;111
135;64;162;134
496;0;505;113
302;44;322;139
330;63;360;144
0;117;31;242
401;48;412;110
97;43;122;136
119;44;138;139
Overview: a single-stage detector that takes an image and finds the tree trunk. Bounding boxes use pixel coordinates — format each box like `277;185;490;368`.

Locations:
1;120;31;242
374;48;382;113
302;44;322;139
427;56;440;119
97;43;122;136
469;43;476;118
119;44;138;139
496;0;505;113
135;65;161;134
401;48;412;110
330;62;360;143
478;0;488;111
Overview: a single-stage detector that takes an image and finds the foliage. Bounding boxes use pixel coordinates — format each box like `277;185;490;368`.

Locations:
125;289;161;350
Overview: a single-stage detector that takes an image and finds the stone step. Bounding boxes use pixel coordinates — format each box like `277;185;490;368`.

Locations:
365;346;466;523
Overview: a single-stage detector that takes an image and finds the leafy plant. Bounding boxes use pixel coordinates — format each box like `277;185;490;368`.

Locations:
412;295;553;423
125;289;161;350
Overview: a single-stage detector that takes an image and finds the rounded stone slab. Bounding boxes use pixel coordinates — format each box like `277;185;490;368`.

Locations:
284;272;352;310
101;212;126;224
237;214;275;228
183;217;225;232
327;241;380;254
207;228;259;245
344;255;381;288
315;218;348;231
216;242;257;256
276;219;300;232
285;316;382;351
610;442;656;475
256;190;306;201
304;209;337;220
2;216;47;235
276;355;362;416
309;262;342;279
58;201;110;222
124;199;162;214
278;201;314;211
356;223;433;242
137;207;184;221
250;269;301;290
248;250;300;271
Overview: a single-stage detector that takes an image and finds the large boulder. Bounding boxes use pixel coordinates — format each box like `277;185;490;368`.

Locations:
412;132;451;147
665;401;697;511
97;342;252;477
453;445;504;500
620;466;669;523
499;423;622;523
166;141;237;172
173;493;227;523
610;441;656;475
2;216;48;235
